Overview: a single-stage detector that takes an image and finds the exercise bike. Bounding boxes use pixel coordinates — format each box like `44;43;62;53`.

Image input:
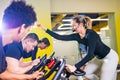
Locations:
40;58;86;80
25;52;86;80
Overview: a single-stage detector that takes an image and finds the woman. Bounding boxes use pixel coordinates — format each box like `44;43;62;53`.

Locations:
38;15;118;80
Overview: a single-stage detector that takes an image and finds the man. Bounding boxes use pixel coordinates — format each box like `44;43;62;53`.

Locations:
0;1;43;80
23;37;50;60
4;33;40;74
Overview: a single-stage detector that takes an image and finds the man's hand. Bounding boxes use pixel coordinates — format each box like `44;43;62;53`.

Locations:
31;71;44;79
32;59;40;66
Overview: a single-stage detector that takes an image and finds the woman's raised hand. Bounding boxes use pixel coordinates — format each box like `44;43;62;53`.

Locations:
37;24;47;31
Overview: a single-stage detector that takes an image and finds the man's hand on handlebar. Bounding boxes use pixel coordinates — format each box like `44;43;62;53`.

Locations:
32;59;40;66
31;71;44;79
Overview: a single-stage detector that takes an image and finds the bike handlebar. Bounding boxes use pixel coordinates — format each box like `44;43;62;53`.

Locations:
71;69;86;76
25;54;47;74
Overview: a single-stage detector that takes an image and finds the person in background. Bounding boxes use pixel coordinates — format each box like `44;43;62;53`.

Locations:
38;15;119;80
23;37;50;60
4;33;40;74
0;1;44;80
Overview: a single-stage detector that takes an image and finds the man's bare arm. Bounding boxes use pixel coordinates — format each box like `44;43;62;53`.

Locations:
6;57;33;74
0;70;44;80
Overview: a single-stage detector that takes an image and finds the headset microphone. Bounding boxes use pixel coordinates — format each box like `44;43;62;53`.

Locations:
72;29;76;32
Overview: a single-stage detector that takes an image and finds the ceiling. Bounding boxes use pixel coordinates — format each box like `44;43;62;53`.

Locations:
51;13;108;32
